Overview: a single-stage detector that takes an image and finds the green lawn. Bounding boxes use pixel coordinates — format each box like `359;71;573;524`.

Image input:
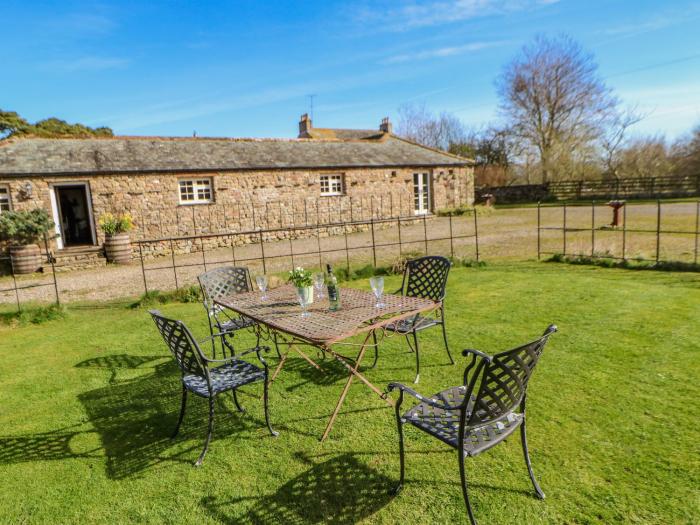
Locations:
1;263;699;524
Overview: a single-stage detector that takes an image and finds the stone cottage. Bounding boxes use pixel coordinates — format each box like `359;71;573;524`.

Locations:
0;115;473;268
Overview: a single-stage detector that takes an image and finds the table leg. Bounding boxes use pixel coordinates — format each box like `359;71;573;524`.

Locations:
293;346;324;372
270;351;288;382
320;330;392;441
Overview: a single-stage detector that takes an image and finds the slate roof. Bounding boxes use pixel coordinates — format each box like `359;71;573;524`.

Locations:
0;135;470;176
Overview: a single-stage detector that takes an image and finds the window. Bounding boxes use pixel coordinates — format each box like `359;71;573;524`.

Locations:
179;178;213;204
0;185;10;213
320;174;343;196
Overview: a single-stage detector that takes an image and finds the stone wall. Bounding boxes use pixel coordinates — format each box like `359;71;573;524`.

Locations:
1;165;473;262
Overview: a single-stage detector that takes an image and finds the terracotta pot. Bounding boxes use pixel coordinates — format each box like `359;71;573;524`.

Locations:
104;233;132;264
10;244;42;274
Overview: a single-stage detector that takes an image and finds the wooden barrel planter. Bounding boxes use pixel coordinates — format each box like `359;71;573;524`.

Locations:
104;233;132;264
10;244;42;274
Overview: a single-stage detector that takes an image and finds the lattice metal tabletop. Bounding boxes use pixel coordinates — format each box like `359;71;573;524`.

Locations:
215;285;437;346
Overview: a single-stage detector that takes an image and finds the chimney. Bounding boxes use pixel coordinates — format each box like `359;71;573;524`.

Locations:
298;113;312;137
379;116;392;134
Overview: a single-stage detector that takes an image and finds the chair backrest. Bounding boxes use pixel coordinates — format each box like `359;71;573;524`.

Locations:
198;266;252;310
149;310;207;377
466;325;556;427
402;256;451;302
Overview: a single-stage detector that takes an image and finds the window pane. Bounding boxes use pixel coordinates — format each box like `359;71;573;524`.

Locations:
0;186;10;212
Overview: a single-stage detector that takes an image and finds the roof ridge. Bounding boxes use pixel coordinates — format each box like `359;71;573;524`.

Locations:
389;134;474;162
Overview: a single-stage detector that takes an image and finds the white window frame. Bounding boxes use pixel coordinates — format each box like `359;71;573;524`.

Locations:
319;174;344;196
178;177;213;205
0;185;11;214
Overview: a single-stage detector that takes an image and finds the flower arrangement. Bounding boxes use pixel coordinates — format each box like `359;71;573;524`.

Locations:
98;212;134;235
287;266;313;288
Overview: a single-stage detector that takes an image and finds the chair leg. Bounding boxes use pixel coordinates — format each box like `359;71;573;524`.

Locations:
232;390;245;413
172;385;187;439
458;451;478;525
263;378;279;437
521;417;545;499
369;330;379;369
195;396;215;467
391;413;406;495
412;331;420;384
440;310;455;365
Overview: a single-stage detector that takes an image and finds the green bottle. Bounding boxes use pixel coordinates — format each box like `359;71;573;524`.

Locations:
326;264;341;311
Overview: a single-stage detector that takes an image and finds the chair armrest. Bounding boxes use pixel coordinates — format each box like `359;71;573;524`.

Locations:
387;382;464;411
461;348;492;362
197;332;228;345
202;345;270;365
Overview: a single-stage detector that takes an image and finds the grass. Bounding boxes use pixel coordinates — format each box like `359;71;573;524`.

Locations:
1;262;699;523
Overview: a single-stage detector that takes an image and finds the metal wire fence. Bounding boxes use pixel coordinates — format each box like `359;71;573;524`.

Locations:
536;199;700;265
134;212;480;294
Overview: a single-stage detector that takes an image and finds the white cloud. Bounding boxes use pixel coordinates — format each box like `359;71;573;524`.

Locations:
383;40;507;63
43;57;130;73
352;0;559;32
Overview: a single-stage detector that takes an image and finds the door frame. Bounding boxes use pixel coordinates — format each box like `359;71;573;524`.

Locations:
49;182;97;249
413;171;432;215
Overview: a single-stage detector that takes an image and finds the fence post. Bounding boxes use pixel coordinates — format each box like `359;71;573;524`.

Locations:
536;201;541;260
200;236;208;271
591;200;595;257
448;214;454;258
655;199;661;264
694;200;699;265
370;218;377;267
138;243;148;294
343;223;351;274
397;217;403;256
473;209;480;262
422;214;428;255
43;233;60;306
258;230;267;274
169;239;179;290
289;237;295;270
622;203;627;261
563;202;567;256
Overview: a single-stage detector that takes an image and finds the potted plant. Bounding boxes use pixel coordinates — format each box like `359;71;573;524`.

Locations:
288;266;314;317
0;209;55;274
99;212;134;264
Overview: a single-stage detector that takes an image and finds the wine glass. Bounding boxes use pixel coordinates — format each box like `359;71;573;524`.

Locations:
313;272;325;299
255;275;268;301
296;286;311;318
370;276;385;308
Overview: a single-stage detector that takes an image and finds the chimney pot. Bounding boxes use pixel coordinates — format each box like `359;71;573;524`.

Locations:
379;117;392;134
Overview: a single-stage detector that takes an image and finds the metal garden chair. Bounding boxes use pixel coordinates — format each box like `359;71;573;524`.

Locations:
198;266;260;358
149;310;278;466
387;325;557;524
383;255;453;383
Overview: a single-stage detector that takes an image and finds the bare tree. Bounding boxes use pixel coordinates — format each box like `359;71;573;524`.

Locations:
600;106;644;180
396;102;467;151
497;35;618;182
617;136;672;179
671;123;700;177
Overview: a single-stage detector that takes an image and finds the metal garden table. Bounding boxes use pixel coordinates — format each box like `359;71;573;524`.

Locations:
215;285;438;441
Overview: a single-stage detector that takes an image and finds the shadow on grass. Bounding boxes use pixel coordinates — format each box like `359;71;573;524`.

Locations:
0;426;102;464
200;452;394;524
76;358;270;479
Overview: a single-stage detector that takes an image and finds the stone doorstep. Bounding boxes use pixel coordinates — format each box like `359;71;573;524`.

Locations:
50;245;107;272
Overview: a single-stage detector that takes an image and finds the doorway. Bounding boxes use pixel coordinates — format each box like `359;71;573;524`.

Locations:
51;184;96;248
413;172;431;215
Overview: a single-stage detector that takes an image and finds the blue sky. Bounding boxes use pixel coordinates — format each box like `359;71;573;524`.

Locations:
4;0;700;140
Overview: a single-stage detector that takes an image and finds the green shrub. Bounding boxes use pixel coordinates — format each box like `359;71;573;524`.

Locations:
545;254;700;273
0;304;65;326
0;208;54;245
130;286;202;308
